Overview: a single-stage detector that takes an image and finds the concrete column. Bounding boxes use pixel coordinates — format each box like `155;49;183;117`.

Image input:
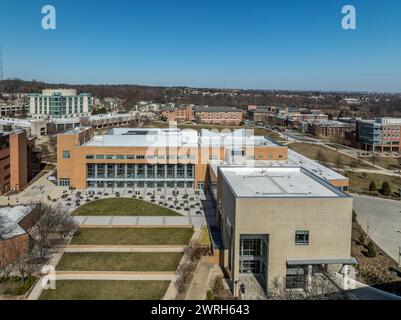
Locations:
307;265;313;289
342;265;349;290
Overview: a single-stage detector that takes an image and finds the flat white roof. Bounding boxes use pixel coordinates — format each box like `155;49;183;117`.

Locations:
0;206;33;240
84;128;199;147
219;167;342;198
287;149;347;181
199;129;278;147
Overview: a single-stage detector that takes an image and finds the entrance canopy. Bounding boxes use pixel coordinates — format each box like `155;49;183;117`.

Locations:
286;258;357;265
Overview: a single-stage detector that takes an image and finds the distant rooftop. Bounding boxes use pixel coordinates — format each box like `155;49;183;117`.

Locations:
219;167;345;198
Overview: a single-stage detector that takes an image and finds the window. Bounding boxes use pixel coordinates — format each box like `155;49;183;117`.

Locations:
117;164;125;178
116;155;125;159
127;155;136;160
157;165;165;178
137;164;145;177
97;164;105;178
136;155;145;160
107;164;115;178
127;164;135;178
295;231;309;245
59;178;70;186
95;155;105;159
231;149;244;156
147;164;155;178
62;151;71;159
177;164;185;178
186;164;194;178
106;155;114;160
86;154;94;159
87;164;95;178
286;265;307;289
167;165;174;178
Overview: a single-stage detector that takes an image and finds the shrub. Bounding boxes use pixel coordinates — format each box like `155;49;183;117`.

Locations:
381;181;392;197
206;290;215;300
352;210;357;223
358;233;365;246
366;241;377;258
369;181;377;192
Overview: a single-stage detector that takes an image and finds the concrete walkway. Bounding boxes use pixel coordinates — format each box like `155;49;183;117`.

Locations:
74;215;207;227
63;245;185;252
185;261;218;300
55;271;176;281
352;194;401;262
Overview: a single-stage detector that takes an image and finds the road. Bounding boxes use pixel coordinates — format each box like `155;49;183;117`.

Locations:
352;194;401;262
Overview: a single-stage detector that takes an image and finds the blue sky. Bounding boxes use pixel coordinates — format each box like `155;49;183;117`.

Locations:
1;0;401;92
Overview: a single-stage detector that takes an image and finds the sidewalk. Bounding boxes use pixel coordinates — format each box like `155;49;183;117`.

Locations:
55;271;176;281
63;245;185;253
75;215;207;227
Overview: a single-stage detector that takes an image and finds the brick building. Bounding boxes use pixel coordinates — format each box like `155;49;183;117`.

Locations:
161;105;243;126
0;130;40;195
0;205;42;267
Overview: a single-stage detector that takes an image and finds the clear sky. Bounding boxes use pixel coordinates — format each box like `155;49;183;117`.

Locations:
1;0;401;92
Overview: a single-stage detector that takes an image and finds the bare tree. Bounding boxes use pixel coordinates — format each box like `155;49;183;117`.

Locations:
184;240;202;263
335;155;344;171
268;269;345;300
370;153;378;167
350;159;358;172
174;260;192;294
30;203;78;258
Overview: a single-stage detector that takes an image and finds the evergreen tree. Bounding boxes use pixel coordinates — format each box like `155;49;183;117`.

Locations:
382;181;392;196
366;240;377;258
369;181;377;192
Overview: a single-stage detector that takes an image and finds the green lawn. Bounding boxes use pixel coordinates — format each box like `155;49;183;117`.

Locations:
39;280;170;300
365;156;401;171
56;252;183;272
289;143;372;169
347;171;401;197
70;228;194;246
72;198;180;216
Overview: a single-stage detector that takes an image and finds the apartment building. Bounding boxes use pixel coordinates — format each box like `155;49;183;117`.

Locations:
357;117;401;152
56;127;287;189
160;105;243;126
307;121;354;138
0;130;40;195
216;166;355;297
0;104;26;117
29;89;93;118
247;109;270;123
194;106;243;126
161;105;194;122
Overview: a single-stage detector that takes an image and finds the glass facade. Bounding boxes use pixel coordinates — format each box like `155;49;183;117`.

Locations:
85;163;195;189
30;92;93;116
239;235;268;278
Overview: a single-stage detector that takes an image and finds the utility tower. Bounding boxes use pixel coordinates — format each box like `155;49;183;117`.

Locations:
0;45;3;82
0;45;3;92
